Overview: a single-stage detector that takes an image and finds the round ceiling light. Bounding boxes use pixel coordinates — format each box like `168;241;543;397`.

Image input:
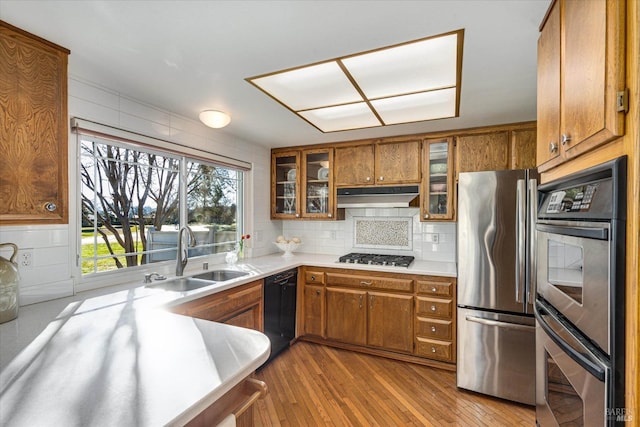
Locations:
199;110;231;128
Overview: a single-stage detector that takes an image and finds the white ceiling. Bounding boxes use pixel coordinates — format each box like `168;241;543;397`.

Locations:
0;0;550;148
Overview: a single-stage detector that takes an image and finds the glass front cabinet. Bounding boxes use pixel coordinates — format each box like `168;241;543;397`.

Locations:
272;151;300;219
421;137;455;221
272;148;341;220
301;148;335;219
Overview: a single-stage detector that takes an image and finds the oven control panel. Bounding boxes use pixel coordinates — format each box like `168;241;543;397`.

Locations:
545;183;599;214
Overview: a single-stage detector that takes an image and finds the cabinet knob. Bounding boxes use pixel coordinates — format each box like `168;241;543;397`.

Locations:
431;287;437;293
561;134;571;145
365;176;371;182
424;213;430;219
315;290;321;296
431;347;437;353
549;142;558;153
311;275;316;281
328;213;332;218
44;202;57;212
431;305;437;312
295;213;300;218
378;176;384;181
431;326;436;333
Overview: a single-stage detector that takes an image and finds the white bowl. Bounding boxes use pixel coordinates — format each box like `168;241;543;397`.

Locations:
274;241;300;257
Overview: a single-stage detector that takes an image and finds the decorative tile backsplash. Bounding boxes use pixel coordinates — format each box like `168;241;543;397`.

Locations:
354;217;412;250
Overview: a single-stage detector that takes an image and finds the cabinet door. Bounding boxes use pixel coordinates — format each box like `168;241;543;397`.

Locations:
367;292;413;353
301;148;335;219
456;132;510;175
560;0;625;157
304;285;325;337
374;139;421;184
271;151;300;218
421;138;455;221
223;304;261;330
0;22;69;224
510;128;537;169
537;0;561;166
334;145;374;186
326;288;366;345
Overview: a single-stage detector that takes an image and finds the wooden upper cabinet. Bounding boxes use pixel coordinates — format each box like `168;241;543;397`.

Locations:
334;144;375;186
374;139;421;185
511;128;537;169
456;131;510;175
271;151;301;219
537;1;562;166
334;139;421;186
537;0;626;171
0;21;70;224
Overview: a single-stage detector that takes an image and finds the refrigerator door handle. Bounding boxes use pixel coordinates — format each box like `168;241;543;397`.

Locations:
528;178;538;304
515;179;526;303
465;315;535;332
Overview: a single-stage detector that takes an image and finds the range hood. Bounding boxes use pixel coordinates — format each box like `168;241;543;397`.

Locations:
337;185;419;208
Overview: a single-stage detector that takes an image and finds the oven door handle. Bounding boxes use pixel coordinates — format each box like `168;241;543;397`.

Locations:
536;223;609;240
535;303;606;381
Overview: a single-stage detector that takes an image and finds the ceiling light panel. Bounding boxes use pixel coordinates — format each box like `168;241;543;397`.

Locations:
342;33;459;99
247;29;463;132
298;103;381;132
250;62;362;111
372;88;457;124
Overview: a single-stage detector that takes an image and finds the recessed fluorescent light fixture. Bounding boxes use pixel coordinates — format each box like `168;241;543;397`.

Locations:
247;29;464;133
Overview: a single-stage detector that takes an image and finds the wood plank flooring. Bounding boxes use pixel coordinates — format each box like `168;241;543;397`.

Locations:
252;341;534;426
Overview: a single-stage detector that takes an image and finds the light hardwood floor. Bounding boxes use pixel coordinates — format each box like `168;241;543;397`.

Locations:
252;341;534;426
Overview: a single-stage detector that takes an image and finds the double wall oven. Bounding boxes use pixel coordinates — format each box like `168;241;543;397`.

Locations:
535;157;627;426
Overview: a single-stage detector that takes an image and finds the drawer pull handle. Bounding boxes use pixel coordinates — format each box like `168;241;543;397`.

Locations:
360;281;372;286
431;287;437;293
431;326;436;332
315;290;321;296
431;347;437;353
311;275;316;281
431;305;437;312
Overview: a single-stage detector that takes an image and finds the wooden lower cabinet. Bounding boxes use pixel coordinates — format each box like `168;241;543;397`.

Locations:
170;280;264;332
367;291;413;353
301;266;456;368
303;284;325;337
326;287;367;345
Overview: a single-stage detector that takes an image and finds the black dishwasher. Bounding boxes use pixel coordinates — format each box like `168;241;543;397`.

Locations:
263;268;297;364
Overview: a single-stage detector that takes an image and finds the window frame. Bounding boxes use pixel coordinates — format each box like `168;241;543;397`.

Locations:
73;119;249;287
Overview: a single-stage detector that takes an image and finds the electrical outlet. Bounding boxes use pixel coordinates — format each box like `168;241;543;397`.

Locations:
425;233;439;244
20;249;34;268
330;231;337;240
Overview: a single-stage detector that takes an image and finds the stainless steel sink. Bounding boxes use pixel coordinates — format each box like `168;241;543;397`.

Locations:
147;270;249;292
192;270;249;281
147;277;214;292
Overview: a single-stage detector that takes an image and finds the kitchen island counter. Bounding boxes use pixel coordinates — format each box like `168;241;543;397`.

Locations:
0;252;455;426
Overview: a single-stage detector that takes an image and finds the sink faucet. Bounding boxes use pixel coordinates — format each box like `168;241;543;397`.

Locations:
176;226;197;276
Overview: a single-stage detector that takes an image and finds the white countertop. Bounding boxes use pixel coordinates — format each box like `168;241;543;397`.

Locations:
0;252;456;426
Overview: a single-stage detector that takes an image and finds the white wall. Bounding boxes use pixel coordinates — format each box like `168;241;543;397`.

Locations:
0;75;278;305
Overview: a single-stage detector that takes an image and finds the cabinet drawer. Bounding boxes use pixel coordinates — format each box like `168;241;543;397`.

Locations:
416;280;453;297
415;337;453;362
305;270;326;285
176;281;262;321
326;272;413;293
416;297;452;319
416;317;452;340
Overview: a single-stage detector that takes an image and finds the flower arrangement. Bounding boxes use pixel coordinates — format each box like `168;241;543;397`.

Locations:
239;234;251;257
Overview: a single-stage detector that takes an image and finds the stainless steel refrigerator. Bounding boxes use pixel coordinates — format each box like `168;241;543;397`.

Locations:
456;169;537;405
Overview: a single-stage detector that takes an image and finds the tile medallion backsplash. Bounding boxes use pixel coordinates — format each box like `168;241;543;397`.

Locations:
353;217;412;250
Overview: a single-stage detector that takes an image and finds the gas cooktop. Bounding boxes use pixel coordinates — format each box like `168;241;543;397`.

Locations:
338;253;415;268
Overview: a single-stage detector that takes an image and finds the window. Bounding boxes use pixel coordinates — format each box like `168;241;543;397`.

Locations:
79;135;243;276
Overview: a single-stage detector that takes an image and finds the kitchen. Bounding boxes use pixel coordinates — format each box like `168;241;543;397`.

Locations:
1;1;639;426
